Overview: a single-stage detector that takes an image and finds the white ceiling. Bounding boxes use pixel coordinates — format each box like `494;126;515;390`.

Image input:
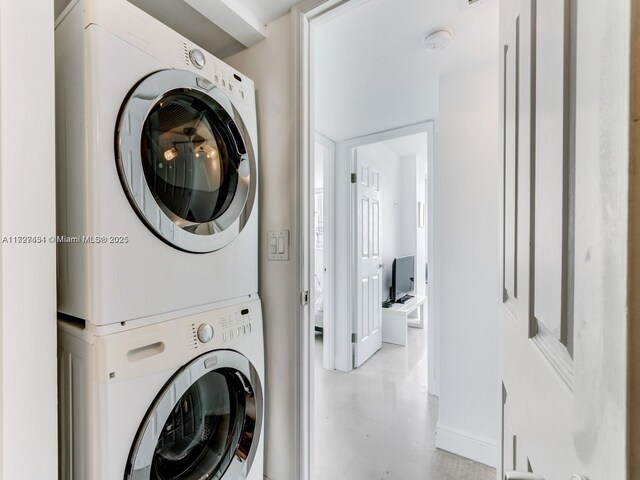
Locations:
237;0;304;25
314;0;499;141
382;132;429;159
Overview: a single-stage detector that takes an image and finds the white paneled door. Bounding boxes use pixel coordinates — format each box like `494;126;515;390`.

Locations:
353;150;382;368
500;0;628;479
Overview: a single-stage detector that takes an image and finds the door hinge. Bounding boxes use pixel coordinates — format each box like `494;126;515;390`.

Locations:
351;173;357;183
301;290;309;306
351;333;357;343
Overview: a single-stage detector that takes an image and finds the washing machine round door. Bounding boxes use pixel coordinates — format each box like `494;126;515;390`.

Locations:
116;69;257;253
126;350;263;480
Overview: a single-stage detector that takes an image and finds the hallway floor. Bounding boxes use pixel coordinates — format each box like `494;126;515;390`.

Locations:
313;326;496;480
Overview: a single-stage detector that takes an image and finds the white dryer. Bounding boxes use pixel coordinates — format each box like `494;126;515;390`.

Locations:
55;0;258;326
58;298;264;480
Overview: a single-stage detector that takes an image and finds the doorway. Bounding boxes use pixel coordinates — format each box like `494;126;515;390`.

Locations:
314;122;437;375
310;122;453;479
293;0;497;478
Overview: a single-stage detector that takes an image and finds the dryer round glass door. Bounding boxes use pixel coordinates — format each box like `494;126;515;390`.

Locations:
126;350;263;480
116;69;257;253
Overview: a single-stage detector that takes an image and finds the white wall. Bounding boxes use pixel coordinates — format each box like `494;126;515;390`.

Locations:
0;0;58;478
400;157;417;258
435;60;500;467
225;13;297;480
398;154;427;299
313;0;498;142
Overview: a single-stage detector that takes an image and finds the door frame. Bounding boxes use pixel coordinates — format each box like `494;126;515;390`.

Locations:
335;122;437;383
314;132;336;371
631;0;640;476
291;3;355;480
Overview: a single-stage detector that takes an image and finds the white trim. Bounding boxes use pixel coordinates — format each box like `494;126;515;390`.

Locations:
291;9;308;480
342;120;434;147
435;423;498;468
291;3;365;479
349;146;357;367
427;121;439;396
332;141;356;372
314;133;336;371
311;0;374;26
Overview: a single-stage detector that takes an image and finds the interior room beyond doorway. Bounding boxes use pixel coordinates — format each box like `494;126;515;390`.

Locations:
313;130;430;372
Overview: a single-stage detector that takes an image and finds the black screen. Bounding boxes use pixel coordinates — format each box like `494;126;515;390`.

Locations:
393;255;415;301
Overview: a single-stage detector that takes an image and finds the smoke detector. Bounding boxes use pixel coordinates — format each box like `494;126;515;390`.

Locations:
424;30;453;51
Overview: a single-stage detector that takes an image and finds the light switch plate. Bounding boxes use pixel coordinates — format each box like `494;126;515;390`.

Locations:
267;230;289;261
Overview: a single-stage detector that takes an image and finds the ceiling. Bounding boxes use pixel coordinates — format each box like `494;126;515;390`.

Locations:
314;0;499;141
237;0;304;24
383;132;429;159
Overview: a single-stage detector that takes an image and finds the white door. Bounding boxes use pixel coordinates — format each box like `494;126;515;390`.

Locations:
500;0;628;479
353;150;383;368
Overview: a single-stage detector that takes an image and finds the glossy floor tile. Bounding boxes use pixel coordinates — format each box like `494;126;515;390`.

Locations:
313;326;496;480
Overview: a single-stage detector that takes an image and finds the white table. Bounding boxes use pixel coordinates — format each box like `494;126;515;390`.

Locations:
381;295;426;346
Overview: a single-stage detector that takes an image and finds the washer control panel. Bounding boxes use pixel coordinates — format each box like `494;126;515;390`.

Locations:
220;308;253;344
184;303;256;351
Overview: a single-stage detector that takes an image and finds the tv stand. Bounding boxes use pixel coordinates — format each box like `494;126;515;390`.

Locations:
381;295;426;346
396;294;414;304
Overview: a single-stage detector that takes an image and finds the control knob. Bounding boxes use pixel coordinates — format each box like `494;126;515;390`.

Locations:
197;323;214;343
189;49;206;69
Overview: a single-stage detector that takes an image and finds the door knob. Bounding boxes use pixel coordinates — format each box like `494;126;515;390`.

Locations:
379;263;385;269
505;473;544;480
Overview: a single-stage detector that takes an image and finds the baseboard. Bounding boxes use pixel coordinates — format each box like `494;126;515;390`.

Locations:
435;423;497;468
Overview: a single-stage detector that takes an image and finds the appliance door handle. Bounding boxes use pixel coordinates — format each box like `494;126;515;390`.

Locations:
505;474;544;480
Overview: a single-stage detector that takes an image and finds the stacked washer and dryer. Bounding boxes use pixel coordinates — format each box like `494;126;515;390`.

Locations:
55;1;264;479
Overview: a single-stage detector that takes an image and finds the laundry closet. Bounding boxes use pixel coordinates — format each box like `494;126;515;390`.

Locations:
54;1;264;478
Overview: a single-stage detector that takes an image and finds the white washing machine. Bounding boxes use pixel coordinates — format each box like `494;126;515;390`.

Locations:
58;298;264;480
55;0;259;327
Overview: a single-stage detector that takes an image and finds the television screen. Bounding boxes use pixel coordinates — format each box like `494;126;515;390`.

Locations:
392;255;415;302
